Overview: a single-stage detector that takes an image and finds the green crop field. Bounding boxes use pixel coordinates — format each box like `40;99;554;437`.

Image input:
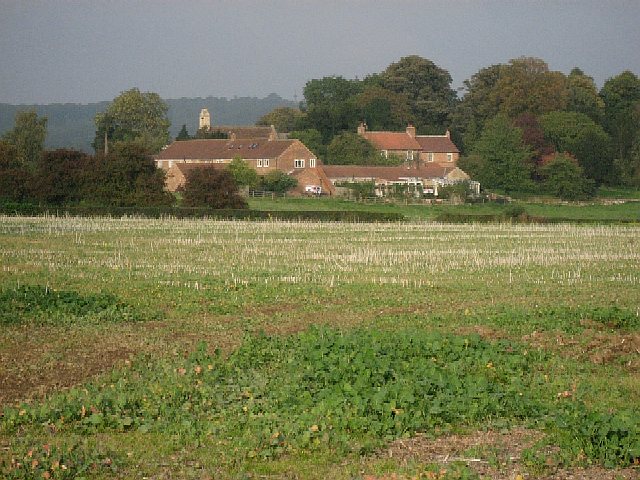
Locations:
1;216;638;479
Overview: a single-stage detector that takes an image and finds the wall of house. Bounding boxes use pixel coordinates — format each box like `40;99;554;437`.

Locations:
274;141;318;173
418;151;459;165
165;166;187;192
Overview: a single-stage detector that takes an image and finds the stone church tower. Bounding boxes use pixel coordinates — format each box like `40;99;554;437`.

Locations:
199;108;211;130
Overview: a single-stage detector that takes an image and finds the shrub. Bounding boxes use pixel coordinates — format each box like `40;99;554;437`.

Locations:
182;168;248;209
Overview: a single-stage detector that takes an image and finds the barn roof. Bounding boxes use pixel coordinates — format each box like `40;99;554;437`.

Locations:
322;164;466;181
415;135;460;153
157;139;297;160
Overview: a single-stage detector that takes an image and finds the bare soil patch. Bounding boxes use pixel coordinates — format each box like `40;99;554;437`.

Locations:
369;428;639;480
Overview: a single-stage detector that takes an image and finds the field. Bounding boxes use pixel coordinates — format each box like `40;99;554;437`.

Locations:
1;216;639;479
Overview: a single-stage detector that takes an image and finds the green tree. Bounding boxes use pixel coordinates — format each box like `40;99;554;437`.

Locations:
566;68;605;122
493;57;569;119
600;71;640;185
540;153;596;200
540;111;613;184
227;156;259;189
176;124;191;141
2;110;47;167
380;55;457;132
256;107;305;132
33;149;91;205
0;140;33;202
469;115;534;193
451;64;502;152
94;88;170;154
288;129;326;159
355;85;411;131
194;128;228;139
326;132;383;165
302;76;363;142
259;170;297;194
182;168;247;208
88;142;173;207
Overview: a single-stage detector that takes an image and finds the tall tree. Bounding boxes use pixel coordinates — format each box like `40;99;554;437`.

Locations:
381;55;457;132
0;140;33;202
540;111;613;184
182;168;247;209
256;107;305;132
227;157;259;189
600;71;640;185
325;132;393;165
539;153;596;200
355;85;412;131
492;57;569;119
93;88;170;154
302;76;363;142
33;149;91;205
176;124;191;141
566;68;605;122
467;115;534;193
288;129;326;160
2;110;47;167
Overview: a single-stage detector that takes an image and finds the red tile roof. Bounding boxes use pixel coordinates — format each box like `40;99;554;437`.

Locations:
363;132;422;151
322;164;462;181
157;139;296;160
173;163;226;176
415;135;460;153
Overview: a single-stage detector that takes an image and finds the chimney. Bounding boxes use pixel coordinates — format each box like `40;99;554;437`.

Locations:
269;124;277;141
357;121;367;136
445;129;451;138
406;123;416;138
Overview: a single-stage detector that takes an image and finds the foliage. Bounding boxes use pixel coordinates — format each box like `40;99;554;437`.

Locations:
93;88;170;154
258;170;298;193
0;141;33;202
175;124;191;141
539;153;596;200
257;107;305;132
88;142;174;207
355;85;412;131
326;132;385;165
437;181;472;201
380;55;457;132
566;68;605;122
289;129;326;159
302;76;363;142
227;156;259;189
1;440;118;479
492;57;569;119
540;111;613;184
3;327;638;470
194;127;228;139
1;110;47;167
0;284;147;326
182;168;247;209
32;149;92;205
469;115;534;193
600;71;640;186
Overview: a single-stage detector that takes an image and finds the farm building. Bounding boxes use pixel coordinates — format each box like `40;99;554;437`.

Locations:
323;164;478;197
357;122;460;166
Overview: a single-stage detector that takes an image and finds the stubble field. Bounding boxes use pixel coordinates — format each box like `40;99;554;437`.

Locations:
1;216;638;479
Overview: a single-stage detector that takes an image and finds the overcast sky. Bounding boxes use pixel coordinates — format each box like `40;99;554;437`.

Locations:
1;0;639;105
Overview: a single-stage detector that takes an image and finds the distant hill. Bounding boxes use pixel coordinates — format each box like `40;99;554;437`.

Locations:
0;93;296;153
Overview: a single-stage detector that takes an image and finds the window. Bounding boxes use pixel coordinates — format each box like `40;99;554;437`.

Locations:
294;159;305;168
263;159;269;167
257;159;263;167
427;152;434;162
447;153;453;162
407;150;414;161
310;158;316;168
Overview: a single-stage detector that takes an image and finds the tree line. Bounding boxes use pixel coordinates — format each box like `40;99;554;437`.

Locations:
258;56;640;198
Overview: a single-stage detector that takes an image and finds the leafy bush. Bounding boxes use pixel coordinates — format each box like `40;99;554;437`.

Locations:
258;170;298;193
1;441;118;480
181;168;248;209
0;285;149;325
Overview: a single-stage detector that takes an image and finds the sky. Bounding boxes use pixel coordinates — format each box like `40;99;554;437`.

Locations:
1;0;639;105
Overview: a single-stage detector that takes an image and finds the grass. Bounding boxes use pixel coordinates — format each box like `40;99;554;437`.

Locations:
247;196;640;222
1;216;639;478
